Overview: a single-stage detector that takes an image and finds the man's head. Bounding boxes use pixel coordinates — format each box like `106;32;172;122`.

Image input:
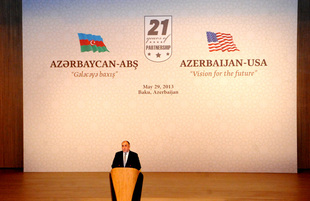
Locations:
122;141;130;153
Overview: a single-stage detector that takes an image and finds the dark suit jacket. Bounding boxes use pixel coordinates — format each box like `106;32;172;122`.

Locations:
111;150;141;170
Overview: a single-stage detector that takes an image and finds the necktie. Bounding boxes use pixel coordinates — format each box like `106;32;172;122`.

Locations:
123;153;127;167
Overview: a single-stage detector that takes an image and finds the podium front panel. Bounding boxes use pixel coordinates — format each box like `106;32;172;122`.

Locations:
111;168;140;201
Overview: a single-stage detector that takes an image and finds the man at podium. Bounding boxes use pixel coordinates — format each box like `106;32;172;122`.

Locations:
110;141;143;201
111;141;141;170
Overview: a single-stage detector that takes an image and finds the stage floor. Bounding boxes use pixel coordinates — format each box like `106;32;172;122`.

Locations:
1;170;310;201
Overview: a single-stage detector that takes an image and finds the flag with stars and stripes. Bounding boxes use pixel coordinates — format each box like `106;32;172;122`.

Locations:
206;32;239;52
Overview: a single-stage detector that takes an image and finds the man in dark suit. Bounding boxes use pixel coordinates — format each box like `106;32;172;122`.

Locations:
111;141;141;170
110;141;143;201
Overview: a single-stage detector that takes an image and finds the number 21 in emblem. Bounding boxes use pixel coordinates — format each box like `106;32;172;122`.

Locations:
144;16;172;62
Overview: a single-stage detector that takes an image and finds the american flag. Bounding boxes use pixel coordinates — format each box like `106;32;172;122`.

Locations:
206;32;239;52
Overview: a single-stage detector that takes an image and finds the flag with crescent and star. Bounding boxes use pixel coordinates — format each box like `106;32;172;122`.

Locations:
78;33;109;53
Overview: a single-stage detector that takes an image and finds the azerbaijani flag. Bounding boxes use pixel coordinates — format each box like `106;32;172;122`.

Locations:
78;33;109;53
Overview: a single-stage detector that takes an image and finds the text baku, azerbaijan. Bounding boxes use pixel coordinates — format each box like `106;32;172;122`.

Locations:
138;90;178;95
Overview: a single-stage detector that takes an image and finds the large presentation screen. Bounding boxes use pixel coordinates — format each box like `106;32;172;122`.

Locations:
23;0;297;172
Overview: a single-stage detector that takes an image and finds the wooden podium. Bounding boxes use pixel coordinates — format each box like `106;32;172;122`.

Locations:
110;168;141;201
